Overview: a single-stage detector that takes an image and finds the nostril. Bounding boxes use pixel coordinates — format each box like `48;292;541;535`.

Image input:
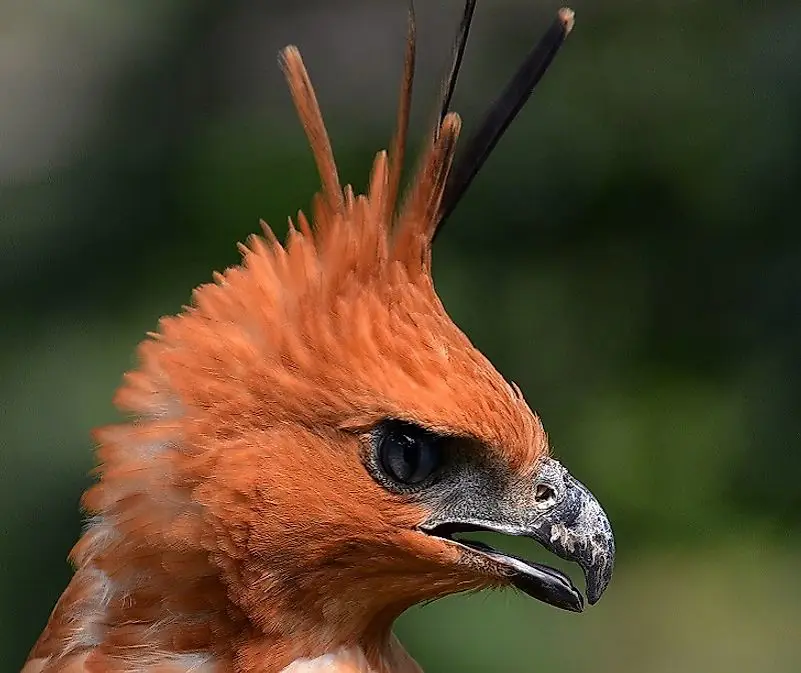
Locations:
533;483;557;510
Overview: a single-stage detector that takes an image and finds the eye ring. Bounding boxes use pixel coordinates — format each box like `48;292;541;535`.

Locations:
375;420;444;488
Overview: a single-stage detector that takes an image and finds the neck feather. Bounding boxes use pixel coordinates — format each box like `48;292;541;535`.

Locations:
30;517;421;673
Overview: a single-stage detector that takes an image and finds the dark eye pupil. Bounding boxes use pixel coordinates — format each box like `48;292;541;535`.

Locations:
378;421;442;486
402;437;418;473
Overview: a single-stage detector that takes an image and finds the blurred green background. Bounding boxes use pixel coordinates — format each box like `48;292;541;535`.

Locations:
2;1;800;671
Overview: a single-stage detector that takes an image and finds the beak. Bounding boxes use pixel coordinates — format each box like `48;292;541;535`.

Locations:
525;458;615;606
422;457;615;612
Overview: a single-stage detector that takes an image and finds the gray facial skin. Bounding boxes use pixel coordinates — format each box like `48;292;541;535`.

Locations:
418;453;614;612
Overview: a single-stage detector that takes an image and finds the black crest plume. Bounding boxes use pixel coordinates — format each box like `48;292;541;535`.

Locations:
435;4;575;235
280;2;574;250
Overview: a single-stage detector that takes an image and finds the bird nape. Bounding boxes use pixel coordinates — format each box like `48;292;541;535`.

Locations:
23;4;614;673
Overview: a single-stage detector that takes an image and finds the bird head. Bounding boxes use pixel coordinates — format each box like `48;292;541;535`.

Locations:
30;5;614;673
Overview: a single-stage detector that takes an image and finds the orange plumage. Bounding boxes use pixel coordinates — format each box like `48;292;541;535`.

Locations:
24;5;613;673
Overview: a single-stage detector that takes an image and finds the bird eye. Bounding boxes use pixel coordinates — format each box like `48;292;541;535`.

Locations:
377;421;443;487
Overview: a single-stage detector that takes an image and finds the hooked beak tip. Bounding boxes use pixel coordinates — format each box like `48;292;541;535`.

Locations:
585;560;614;605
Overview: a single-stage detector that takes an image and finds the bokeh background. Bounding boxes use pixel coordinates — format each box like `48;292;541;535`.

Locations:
2;1;800;671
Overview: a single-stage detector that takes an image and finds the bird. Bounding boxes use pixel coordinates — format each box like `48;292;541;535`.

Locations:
23;3;614;672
